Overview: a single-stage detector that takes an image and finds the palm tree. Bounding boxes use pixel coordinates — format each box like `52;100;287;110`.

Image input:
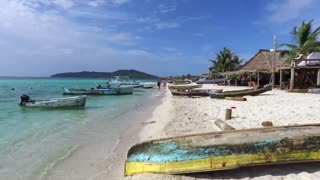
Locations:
210;48;243;75
279;20;320;59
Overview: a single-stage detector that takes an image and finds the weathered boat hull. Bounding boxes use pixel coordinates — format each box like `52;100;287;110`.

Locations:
20;96;86;108
170;89;222;97
168;84;202;90
209;84;271;99
63;87;133;95
196;78;227;84
125;123;320;176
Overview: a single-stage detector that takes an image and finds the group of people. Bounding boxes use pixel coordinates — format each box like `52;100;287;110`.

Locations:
157;79;166;90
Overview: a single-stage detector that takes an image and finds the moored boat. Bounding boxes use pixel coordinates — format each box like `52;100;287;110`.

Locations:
142;82;156;89
209;84;271;99
109;76;143;88
63;86;133;95
170;89;222;97
19;94;86;108
168;83;202;90
125;123;320;176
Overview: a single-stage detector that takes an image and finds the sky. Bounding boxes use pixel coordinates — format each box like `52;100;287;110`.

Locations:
0;0;320;77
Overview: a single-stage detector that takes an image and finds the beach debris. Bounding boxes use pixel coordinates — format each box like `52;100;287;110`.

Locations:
225;108;232;120
214;119;235;131
261;121;273;127
142;121;156;125
230;106;236;109
225;97;247;101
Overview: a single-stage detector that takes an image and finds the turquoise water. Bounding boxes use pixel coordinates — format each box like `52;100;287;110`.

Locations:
0;78;160;179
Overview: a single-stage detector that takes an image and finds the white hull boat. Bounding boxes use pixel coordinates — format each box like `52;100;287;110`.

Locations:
20;95;86;108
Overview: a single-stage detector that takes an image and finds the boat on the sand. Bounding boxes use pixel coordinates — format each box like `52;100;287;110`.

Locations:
63;87;133;95
19;94;86;108
168;83;202;90
170;89;222;97
209;84;271;99
196;77;227;84
125;123;320;176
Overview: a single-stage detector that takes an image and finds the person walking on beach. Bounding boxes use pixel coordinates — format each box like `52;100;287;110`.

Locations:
157;79;161;90
163;80;167;88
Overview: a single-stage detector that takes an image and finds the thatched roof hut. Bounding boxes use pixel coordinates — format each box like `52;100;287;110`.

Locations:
241;49;289;72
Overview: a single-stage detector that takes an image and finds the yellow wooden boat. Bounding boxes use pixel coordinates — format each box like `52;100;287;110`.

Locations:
125;123;320;176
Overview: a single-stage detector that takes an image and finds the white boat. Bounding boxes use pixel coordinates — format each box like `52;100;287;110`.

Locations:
63;86;133;95
109;76;143;88
142;82;156;89
19;95;86;108
168;83;202;90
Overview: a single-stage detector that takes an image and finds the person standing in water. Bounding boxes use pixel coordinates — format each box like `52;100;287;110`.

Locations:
157;79;161;90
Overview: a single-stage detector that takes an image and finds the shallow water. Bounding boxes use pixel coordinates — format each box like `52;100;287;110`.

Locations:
0;77;160;180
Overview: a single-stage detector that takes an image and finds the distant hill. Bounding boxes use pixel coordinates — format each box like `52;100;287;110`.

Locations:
51;69;158;79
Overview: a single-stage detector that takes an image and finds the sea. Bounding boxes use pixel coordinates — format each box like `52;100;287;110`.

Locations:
0;77;162;180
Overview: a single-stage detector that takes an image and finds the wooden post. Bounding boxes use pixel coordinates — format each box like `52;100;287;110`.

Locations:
317;69;320;86
271;35;277;89
290;67;295;91
257;72;260;87
225;108;232;120
279;69;283;89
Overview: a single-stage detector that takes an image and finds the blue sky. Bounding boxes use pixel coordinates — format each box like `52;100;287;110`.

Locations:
0;0;319;77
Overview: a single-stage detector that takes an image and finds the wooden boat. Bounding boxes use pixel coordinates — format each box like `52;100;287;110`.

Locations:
196;78;227;84
209;84;272;99
125;123;320;176
225;96;247;101
168;84;202;90
19;95;86;108
63;87;133;95
170;89;222;97
173;80;192;85
308;88;320;94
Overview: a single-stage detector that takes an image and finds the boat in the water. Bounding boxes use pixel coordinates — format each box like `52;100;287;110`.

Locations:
170;89;222;97
168;83;202;90
109;76;143;88
142;82;156;89
63;86;133;95
209;84;272;99
125;123;320;176
19;94;86;108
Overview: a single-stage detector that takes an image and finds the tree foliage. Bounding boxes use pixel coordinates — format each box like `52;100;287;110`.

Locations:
279;20;320;60
210;48;243;74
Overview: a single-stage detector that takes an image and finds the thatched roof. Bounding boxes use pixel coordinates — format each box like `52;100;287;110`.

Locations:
241;49;289;72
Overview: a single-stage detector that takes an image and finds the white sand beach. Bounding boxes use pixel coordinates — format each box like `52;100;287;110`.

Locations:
126;85;320;180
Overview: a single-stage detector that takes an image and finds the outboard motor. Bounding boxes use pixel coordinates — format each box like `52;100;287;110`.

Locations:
20;94;30;105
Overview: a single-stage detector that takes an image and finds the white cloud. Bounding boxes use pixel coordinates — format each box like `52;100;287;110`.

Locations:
266;0;315;24
88;0;105;7
158;3;176;14
155;22;180;29
109;33;142;45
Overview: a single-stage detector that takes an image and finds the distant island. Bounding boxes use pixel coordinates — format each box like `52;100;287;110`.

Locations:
51;69;158;79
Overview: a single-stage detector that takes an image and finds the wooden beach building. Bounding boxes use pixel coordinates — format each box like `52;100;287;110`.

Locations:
279;52;320;91
221;49;289;87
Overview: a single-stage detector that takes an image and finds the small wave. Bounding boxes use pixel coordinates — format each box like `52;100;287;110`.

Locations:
38;145;80;180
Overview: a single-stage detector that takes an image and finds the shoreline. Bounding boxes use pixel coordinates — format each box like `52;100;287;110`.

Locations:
105;89;167;180
125;84;320;180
